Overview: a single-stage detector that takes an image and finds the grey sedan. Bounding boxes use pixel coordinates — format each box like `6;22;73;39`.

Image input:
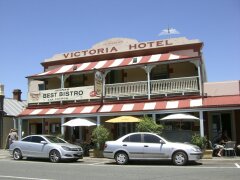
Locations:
103;132;202;166
9;135;83;163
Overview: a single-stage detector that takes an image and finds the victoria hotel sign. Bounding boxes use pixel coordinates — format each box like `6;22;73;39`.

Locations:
61;39;174;59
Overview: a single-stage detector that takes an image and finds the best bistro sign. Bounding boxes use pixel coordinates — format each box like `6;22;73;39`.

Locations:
28;86;98;103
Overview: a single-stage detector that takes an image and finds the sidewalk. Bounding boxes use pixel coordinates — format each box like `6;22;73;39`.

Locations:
0;149;10;159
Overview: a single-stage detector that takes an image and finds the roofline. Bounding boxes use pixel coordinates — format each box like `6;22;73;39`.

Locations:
41;42;203;69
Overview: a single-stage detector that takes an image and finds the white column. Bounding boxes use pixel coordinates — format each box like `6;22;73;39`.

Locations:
152;114;156;123
61;74;64;88
143;66;153;100
13;118;17;129
18;118;22;140
61;117;65;135
198;64;203;96
199;111;204;137
97;116;100;126
147;67;151;100
102;70;110;97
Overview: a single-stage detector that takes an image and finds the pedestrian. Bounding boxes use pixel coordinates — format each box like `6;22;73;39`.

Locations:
8;128;18;146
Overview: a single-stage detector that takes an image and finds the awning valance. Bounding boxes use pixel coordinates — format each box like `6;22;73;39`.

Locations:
18;98;203;117
29;53;196;78
18;95;240;118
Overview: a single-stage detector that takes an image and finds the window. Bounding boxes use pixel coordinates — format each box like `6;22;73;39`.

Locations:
22;136;32;142
38;83;45;91
31;136;44;143
45;136;66;143
143;134;160;143
123;134;141;142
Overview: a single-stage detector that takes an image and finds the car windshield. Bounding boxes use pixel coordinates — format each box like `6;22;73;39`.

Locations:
45;136;66;143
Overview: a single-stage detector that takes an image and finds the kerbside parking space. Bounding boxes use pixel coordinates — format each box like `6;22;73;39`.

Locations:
1;149;240;168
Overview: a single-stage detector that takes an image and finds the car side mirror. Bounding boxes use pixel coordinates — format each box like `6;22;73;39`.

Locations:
40;141;48;144
159;140;165;144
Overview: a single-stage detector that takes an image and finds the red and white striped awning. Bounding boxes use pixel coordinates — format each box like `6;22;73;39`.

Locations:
18;95;240;117
19;98;203;117
30;53;195;78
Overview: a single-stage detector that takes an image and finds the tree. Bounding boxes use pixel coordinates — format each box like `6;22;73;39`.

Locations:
136;116;164;134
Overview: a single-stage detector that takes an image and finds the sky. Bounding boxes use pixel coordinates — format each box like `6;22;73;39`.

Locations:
0;0;239;99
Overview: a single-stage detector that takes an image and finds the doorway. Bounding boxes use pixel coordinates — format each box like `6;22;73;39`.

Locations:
211;112;232;143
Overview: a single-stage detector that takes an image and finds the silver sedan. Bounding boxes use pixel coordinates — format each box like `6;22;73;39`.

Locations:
9;135;83;163
103;132;202;166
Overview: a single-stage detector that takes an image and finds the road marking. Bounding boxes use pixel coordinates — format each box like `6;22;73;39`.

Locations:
235;163;240;168
0;175;54;180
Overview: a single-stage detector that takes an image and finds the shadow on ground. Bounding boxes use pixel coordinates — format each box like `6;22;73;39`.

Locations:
105;160;202;166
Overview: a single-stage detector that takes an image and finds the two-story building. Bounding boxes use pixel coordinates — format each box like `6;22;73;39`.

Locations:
17;37;240;145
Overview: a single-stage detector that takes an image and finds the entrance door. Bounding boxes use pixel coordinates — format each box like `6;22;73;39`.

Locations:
211;113;232;143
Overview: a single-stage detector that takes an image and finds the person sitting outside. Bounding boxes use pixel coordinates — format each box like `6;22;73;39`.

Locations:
214;130;231;157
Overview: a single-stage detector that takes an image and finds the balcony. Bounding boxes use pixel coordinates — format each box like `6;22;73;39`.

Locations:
28;76;200;104
105;76;199;98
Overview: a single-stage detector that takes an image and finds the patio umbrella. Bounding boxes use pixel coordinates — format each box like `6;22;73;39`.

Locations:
62;118;97;127
160;113;199;129
106;116;141;123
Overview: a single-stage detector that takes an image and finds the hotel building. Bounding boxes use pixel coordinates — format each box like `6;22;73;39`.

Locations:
18;37;240;145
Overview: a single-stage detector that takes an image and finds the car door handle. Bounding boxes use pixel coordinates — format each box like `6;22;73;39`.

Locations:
122;144;127;146
144;145;149;147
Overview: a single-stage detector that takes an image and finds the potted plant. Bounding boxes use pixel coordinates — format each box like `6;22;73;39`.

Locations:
191;134;212;159
90;125;110;157
191;134;207;149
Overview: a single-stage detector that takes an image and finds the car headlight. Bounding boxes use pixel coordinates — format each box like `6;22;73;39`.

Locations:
191;147;201;152
61;146;71;151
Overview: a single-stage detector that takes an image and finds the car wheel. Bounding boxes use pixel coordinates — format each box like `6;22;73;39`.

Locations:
115;152;129;165
49;150;61;163
13;149;23;160
172;151;188;166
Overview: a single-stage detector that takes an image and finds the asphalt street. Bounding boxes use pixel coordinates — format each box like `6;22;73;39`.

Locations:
0;150;240;180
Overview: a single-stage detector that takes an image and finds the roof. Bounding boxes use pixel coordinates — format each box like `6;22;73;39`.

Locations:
4;98;27;117
18;95;240;118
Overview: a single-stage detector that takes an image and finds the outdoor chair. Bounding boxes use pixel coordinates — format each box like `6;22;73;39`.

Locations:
224;141;236;157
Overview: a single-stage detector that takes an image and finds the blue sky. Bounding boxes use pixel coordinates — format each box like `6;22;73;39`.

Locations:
0;0;239;99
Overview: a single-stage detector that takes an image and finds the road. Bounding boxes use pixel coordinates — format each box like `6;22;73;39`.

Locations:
0;156;239;180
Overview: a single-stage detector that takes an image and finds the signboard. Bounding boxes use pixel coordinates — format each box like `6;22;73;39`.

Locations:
28;86;98;103
94;71;103;97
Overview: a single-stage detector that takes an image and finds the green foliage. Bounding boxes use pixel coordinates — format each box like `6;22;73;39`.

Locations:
191;134;207;149
136;116;164;134
92;125;110;150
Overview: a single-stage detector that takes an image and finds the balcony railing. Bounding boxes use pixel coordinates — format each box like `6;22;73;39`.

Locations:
105;76;199;98
28;76;199;104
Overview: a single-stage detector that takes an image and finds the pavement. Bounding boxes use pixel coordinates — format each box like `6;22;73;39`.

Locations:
0;149;10;159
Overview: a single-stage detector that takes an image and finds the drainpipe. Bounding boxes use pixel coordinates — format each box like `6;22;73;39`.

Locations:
199;111;204;137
